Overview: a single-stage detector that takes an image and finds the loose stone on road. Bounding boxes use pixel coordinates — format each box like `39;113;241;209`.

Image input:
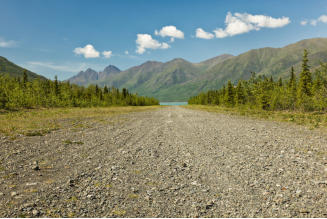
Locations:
0;106;327;217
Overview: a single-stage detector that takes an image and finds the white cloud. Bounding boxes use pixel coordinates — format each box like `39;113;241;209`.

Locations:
155;25;184;42
213;12;290;38
318;14;327;23
302;14;327;26
0;37;17;48
136;34;170;54
124;50;129;55
102;50;112;59
73;44;100;58
195;28;215;39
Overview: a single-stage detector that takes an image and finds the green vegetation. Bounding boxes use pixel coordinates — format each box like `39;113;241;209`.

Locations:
0;72;158;110
0;106;162;136
184;105;327;129
0;56;46;80
189;50;327;113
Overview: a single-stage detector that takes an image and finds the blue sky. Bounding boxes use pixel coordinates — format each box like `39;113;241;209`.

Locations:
1;0;327;80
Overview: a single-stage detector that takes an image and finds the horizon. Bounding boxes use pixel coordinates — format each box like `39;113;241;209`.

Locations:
1;0;327;80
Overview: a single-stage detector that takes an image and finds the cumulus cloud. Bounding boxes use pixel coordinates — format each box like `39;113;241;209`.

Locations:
155;25;184;42
213;12;290;38
73;44;100;58
319;15;327;23
301;14;327;26
136;34;170;54
0;37;17;48
102;50;112;59
195;28;215;39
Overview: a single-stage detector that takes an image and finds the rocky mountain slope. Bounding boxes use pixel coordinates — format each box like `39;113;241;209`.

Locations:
68;65;121;85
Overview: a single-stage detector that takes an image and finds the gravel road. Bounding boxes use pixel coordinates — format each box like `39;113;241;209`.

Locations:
1;106;327;217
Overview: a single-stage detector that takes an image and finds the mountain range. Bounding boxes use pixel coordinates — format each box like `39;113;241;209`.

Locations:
67;38;327;101
2;38;327;101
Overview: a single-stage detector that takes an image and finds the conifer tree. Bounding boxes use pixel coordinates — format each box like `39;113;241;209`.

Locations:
235;80;246;105
225;80;235;106
23;71;28;88
298;49;312;97
278;77;283;87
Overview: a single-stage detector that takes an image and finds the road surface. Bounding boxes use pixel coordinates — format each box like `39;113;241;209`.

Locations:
1;106;327;217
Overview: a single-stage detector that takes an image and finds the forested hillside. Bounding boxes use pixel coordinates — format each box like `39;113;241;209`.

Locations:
0;56;46;80
189;50;327;112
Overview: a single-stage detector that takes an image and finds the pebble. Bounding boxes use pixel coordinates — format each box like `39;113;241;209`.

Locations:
32;161;40;171
32;210;39;216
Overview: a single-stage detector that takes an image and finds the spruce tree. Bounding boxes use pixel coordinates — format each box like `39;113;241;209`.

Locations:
235;80;246;105
23;71;28;88
278;77;283;87
297;49;313;110
225;80;235;106
298;49;312;97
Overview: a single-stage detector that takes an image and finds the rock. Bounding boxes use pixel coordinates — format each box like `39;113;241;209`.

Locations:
32;161;40;171
68;179;75;187
11;191;17;197
32;209;39;216
206;200;215;209
26;182;38;186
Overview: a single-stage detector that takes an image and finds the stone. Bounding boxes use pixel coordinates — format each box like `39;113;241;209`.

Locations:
32;161;40;171
32;210;39;216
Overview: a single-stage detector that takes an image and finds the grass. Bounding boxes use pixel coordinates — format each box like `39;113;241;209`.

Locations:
184;105;327;130
0;106;162;137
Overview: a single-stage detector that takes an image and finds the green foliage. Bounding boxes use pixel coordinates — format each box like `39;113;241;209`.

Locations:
189;50;327;112
0;75;159;110
0;56;46;80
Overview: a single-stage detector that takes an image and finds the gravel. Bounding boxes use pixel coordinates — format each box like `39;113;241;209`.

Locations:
0;106;327;217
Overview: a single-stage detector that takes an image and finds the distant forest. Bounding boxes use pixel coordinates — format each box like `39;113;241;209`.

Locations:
0;74;159;110
189;50;327;112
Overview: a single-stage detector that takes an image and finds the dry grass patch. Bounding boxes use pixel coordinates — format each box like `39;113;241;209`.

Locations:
184;105;327;130
0;106;162;137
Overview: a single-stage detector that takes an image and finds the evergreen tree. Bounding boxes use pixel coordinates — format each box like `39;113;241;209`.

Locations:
298;49;312;97
235;80;246;105
224;80;235;106
23;70;28;88
297;49;313;110
278;77;283;87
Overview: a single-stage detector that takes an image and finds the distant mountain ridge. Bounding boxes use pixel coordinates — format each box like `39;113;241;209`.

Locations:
3;37;327;102
0;56;46;80
68;38;327;101
68;65;121;85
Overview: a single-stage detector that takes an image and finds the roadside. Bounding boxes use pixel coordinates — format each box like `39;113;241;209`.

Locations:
184;105;327;131
0;106;163;138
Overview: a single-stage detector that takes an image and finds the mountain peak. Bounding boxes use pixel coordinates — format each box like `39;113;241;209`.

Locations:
99;65;121;80
168;58;188;63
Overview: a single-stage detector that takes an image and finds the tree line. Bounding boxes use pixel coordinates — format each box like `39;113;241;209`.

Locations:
0;74;159;110
188;50;327;112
